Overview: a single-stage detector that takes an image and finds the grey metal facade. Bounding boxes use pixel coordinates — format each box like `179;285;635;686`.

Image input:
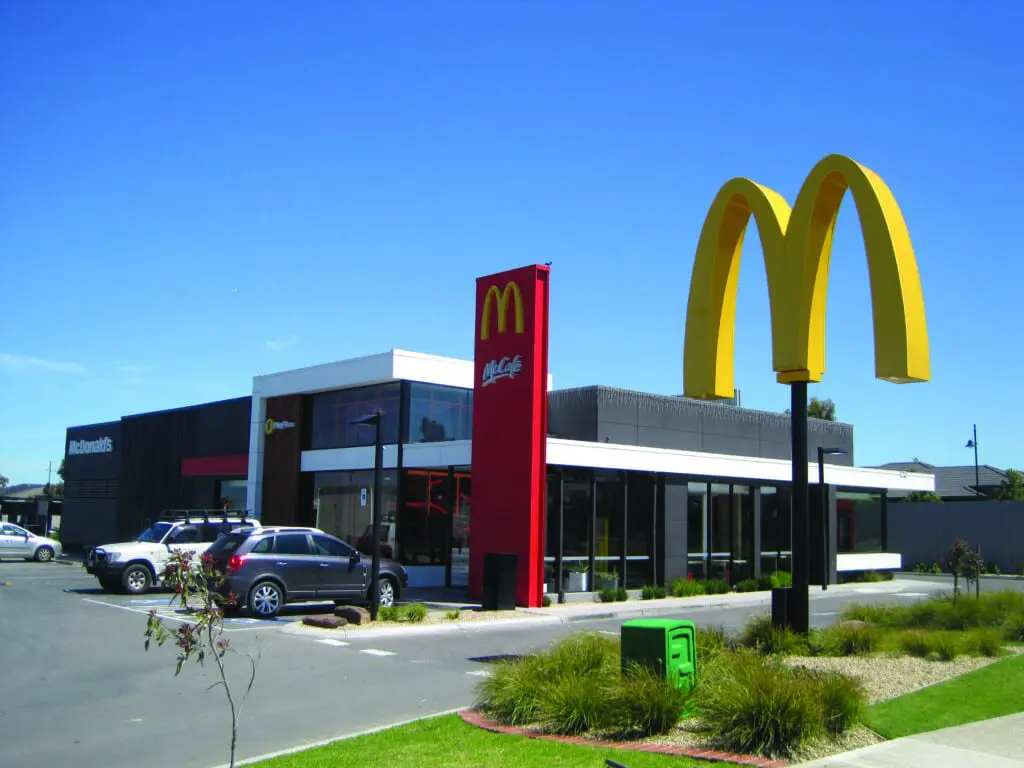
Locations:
61;421;122;549
888;500;1024;573
548;386;854;463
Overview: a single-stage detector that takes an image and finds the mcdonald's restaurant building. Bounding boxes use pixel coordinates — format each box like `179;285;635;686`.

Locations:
65;263;933;605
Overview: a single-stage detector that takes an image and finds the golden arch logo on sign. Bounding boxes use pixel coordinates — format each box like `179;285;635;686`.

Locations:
480;280;525;341
265;418;297;436
683;153;931;400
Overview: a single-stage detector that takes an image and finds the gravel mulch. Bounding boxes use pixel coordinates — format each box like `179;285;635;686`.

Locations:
783;647;1024;704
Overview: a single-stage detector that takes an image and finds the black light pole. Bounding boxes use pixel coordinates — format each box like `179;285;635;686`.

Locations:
966;425;980;496
818;447;848;591
790;382;810;634
354;410;384;621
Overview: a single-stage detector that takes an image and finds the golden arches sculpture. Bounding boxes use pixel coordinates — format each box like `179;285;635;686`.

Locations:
683;153;931;400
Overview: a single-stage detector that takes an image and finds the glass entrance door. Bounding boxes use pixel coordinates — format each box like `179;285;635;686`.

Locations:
399;469;471;587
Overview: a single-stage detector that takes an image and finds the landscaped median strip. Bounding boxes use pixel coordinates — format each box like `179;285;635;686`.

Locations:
460;709;785;768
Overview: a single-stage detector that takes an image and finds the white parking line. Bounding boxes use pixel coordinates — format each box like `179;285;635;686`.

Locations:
466;670;492;677
81;598;273;632
896;592;930;598
317;638;350;647
359;648;396;657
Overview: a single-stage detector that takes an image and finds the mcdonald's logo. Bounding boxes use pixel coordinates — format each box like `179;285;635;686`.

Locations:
480;280;525;341
265;418;296;436
683;153;931;400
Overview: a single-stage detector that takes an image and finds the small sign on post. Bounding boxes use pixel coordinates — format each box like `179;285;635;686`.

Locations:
360;488;367;507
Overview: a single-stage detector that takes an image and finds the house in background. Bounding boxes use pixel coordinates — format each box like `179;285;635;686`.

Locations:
0;484;62;534
874;461;1009;501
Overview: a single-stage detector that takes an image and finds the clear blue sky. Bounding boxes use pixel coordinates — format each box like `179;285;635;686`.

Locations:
2;1;1021;484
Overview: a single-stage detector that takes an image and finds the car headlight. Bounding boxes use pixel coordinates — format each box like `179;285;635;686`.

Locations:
104;551;122;562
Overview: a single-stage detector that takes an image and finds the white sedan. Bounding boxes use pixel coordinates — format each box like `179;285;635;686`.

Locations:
0;523;62;562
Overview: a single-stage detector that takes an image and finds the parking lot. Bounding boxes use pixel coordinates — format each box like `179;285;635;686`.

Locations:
0;559;489;768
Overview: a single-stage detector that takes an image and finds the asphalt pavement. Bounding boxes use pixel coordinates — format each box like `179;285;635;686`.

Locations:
1;560;1019;768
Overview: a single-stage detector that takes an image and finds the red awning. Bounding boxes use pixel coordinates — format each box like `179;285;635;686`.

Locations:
181;455;249;477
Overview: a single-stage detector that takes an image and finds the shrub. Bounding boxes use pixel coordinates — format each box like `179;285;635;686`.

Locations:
446;609;461;621
475;633;619;727
861;570;884;582
697;650;823;758
757;573;773;591
933;631;961;661
899;630;936;658
380;603;428;623
697;625;731;661
641;584;667;600
1002;611;1024;641
963;628;1004;657
536;671;613;734
542;594;552;607
671;578;705;598
912;562;928;573
929;562;943;574
813;671;867;735
735;578;761;593
608;661;691;736
702;578;731;595
770;571;793;588
738;615;808;656
598;587;628;603
821;622;883;656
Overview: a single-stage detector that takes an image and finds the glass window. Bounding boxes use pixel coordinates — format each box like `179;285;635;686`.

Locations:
405;383;473;443
625;472;655;589
544;471;562;593
760;487;790;574
217;479;248;511
686;482;708;578
730;485;754;582
312;534;353;558
837;490;883;554
561;469;593;591
2;524;26;536
709;483;731;562
168;526;199;544
314;470;398;557
310;384;401;449
275;533;312;555
397;470;453;566
594;471;624;590
251;537;273;554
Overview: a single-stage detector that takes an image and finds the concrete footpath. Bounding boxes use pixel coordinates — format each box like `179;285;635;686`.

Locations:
282;578;934;641
802;713;1024;766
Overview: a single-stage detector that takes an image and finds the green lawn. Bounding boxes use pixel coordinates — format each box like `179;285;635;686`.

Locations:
870;652;1024;739
254;713;735;767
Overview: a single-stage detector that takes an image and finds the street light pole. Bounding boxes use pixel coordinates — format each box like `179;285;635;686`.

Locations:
966;425;980;496
818;446;848;592
354;410;384;621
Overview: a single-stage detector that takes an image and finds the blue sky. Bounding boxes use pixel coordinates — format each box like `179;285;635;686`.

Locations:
2;1;1021;484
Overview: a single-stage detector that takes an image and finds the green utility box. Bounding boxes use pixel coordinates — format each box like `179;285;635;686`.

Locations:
620;618;698;692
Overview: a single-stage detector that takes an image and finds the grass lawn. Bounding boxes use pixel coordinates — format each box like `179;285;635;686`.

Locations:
870;652;1024;739
254;713;736;767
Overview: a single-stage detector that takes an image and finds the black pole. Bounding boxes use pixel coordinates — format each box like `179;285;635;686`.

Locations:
790;382;810;634
369;412;384;621
818;447;828;592
973;424;980;495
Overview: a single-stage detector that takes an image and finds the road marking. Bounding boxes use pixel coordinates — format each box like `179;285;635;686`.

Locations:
466;670;492;677
360;648;396;657
815;611;838;617
896;592;930;598
317;638;349;647
598;630;618;636
81;598;273;632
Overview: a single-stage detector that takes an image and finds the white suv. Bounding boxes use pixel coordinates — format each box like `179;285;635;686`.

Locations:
85;513;259;595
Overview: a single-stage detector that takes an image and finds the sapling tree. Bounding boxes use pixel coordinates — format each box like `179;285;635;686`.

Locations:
143;549;261;768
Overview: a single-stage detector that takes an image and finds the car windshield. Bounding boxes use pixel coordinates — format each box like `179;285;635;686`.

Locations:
136;522;174;543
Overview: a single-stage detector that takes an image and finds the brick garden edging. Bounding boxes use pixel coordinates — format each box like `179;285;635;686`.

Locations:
459;709;789;768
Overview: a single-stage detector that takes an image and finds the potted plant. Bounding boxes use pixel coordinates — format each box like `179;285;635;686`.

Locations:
566;561;589;592
596;568;620;591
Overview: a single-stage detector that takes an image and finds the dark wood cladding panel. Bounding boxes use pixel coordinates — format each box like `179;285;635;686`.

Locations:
261;395;305;526
116;397;252;539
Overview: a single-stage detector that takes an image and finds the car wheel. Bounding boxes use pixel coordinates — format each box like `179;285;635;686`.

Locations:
34;546;54;563
98;577;120;593
122;564;153;595
376;577;397;608
247;581;283;619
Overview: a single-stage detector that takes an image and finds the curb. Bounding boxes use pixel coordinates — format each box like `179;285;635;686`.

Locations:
459;709;789;768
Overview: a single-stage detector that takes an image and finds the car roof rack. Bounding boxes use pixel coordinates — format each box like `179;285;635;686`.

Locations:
159;509;260;527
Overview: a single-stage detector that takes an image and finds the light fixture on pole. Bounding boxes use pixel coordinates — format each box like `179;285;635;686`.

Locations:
965;425;981;496
353;410;384;621
817;447;848;591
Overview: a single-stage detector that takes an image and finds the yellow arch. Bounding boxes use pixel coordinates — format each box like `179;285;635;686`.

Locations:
682;177;794;400
683;154;931;399
781;153;930;385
